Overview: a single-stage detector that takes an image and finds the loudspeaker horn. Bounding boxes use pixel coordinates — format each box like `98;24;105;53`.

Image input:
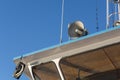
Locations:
68;21;88;39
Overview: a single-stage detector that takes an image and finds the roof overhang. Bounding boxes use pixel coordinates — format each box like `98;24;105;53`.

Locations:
14;26;120;79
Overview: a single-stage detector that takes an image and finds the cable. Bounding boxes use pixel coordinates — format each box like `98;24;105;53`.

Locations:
96;0;99;32
60;0;64;44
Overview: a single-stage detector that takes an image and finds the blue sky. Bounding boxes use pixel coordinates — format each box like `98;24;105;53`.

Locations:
0;0;106;80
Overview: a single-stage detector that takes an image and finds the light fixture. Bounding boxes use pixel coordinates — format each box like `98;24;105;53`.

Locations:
13;62;25;79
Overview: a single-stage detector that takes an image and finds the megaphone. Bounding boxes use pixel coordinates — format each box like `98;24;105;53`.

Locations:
68;21;88;39
13;62;25;79
113;20;120;27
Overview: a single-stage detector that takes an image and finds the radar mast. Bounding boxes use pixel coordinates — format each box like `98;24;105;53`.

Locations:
106;0;120;28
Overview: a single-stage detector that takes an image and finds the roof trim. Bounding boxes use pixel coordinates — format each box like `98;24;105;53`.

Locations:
14;26;120;60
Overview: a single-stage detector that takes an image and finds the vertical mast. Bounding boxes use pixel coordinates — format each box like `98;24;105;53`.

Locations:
106;0;120;28
60;0;64;44
106;0;109;29
118;2;120;20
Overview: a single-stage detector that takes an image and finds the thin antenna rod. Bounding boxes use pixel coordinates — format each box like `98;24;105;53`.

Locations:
60;0;64;44
118;3;120;20
106;0;109;29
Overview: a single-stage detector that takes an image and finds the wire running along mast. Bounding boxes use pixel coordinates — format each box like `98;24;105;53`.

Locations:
96;0;99;32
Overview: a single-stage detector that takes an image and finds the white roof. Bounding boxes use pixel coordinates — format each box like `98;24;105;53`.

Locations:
14;27;120;80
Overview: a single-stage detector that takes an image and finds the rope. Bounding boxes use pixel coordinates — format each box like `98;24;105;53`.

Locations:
60;0;64;43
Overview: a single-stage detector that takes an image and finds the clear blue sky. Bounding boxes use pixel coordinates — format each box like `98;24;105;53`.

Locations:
0;0;106;80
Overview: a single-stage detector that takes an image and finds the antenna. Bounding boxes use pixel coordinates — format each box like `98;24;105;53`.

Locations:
60;0;64;44
106;0;120;29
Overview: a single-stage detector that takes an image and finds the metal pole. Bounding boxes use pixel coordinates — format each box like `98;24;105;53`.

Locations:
106;0;109;29
28;64;35;80
60;0;64;44
114;4;117;21
118;3;120;20
53;58;65;80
